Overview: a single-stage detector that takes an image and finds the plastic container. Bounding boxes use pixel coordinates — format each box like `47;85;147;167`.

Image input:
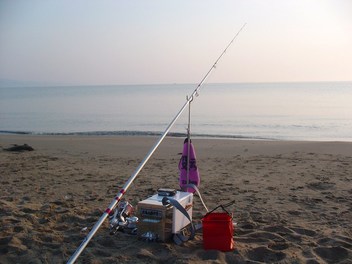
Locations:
202;212;235;251
137;191;193;241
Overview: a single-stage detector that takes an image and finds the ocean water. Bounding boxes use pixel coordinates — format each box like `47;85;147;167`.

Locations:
1;82;352;141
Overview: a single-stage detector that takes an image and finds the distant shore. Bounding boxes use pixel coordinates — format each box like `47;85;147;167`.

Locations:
1;134;351;263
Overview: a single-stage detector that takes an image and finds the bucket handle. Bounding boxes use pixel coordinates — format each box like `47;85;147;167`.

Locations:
203;200;235;218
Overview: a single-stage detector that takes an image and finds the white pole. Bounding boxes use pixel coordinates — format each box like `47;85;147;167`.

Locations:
186;98;192;187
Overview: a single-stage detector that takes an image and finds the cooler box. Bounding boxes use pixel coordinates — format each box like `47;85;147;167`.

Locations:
202;212;235;251
137;191;193;241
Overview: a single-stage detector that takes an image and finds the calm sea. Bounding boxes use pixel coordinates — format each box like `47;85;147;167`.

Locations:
1;82;351;141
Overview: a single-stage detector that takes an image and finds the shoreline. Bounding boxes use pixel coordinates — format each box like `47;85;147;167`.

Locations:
1;134;351;263
2;130;352;143
2;134;352;156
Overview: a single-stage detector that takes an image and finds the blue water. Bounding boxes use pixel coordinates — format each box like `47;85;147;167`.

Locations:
1;82;352;141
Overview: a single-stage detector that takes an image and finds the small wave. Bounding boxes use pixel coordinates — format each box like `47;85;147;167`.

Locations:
0;130;271;140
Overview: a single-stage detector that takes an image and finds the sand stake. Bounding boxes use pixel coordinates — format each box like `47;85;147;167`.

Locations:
67;23;246;264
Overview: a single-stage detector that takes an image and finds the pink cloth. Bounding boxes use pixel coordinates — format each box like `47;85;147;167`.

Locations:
179;139;200;193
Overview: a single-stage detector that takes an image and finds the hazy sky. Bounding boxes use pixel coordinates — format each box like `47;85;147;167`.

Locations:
0;0;351;85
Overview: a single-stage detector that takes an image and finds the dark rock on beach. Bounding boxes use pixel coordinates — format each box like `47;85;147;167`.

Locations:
4;144;34;152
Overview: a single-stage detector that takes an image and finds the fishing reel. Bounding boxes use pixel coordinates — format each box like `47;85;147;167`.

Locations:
109;201;138;235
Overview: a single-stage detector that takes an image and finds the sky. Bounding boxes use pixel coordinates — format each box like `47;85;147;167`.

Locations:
0;0;351;85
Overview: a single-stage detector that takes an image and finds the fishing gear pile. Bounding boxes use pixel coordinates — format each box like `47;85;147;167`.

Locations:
67;23;246;264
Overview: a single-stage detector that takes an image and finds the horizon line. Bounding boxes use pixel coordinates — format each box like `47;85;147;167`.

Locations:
1;79;352;88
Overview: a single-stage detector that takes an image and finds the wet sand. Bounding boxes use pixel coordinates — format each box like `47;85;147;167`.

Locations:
1;135;351;263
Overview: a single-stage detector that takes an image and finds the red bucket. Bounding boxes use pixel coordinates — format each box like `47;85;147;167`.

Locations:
202;211;235;251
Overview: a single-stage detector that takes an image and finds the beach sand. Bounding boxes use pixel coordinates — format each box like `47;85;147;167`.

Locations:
1;135;351;263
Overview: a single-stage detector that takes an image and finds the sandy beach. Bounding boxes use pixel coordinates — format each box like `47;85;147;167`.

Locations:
0;135;351;263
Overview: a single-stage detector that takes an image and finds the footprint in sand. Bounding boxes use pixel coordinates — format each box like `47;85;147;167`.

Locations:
317;236;352;250
268;241;290;250
246;246;286;262
313;246;349;263
290;227;317;237
307;181;335;191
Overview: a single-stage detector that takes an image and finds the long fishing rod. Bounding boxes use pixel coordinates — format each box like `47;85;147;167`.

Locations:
67;23;246;264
